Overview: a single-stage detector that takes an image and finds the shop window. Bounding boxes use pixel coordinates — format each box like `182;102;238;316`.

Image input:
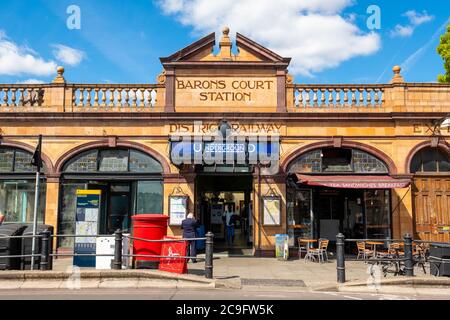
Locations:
288;148;388;174
0;180;46;223
134;181;163;214
410;147;450;173
287;190;312;246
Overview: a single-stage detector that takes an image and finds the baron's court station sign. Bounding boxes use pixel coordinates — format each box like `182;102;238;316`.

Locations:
175;77;277;108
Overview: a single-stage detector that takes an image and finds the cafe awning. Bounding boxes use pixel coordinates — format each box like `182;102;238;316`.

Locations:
294;174;411;189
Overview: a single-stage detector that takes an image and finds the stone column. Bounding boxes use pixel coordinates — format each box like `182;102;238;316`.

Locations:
44;175;60;250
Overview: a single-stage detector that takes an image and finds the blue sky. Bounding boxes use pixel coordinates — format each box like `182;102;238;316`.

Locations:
0;0;448;84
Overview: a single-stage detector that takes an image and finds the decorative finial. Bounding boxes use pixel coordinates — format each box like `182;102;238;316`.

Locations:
219;27;232;61
390;65;404;84
52;66;66;84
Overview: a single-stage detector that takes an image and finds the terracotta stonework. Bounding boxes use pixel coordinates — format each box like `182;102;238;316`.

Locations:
0;29;449;253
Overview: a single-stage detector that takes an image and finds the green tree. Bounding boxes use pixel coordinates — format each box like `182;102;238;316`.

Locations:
437;20;450;83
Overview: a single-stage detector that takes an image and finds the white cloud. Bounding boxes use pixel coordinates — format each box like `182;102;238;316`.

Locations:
156;0;381;76
16;79;45;84
390;10;434;38
0;31;57;76
52;44;86;66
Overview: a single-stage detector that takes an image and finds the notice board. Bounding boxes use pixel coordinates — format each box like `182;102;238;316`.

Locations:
73;190;101;268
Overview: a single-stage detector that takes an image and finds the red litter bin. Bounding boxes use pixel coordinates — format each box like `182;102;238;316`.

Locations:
159;236;188;274
131;214;169;269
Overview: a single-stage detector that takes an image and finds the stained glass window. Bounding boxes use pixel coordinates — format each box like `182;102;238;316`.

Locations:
288;148;389;174
64;150;98;173
0;147;45;173
63;148;163;174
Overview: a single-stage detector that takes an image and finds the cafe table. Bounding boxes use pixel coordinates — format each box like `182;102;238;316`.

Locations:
299;239;318;261
366;241;384;258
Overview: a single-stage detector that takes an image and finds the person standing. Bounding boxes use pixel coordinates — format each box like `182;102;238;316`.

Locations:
181;212;199;263
222;205;236;246
0;211;5;226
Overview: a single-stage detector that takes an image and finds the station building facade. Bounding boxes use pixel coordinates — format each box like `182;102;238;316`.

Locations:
0;28;449;255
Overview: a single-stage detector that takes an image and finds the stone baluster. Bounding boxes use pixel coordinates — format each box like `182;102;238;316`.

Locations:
1;89;8;107
351;89;356;107
320;89;326;107
343;89;349;107
358;88;364;107
94;89;99;107
313;89;318;107
101;89;107;107
380;89;385;105
18;88;24;106
117;89;123;107
152;89;157;107
366;89;373;107
335;89;341;107
374;89;380;106
139;89;145;108
124;89;130;107
131;89;137;107
78;89;84;107
297;89;303;108
86;88;92;107
305;90;311;107
108;89;115;107
71;89;76;107
10;89;17;107
146;90;156;107
327;89;333;107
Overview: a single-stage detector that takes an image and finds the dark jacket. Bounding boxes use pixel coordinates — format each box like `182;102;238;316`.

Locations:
181;218;199;239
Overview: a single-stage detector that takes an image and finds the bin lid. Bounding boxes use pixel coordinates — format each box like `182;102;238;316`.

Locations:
131;214;169;221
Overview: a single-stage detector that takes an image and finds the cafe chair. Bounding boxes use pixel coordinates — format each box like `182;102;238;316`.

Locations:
297;238;308;259
307;238;329;263
357;241;374;261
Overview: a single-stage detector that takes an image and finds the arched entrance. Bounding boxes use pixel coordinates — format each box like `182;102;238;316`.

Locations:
0;146;47;224
57;147;164;248
285;146;409;246
409;146;450;242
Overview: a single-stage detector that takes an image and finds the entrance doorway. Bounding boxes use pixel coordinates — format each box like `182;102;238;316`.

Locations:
196;174;253;251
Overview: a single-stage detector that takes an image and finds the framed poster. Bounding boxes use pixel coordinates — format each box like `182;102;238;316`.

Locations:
263;196;281;226
169;196;188;226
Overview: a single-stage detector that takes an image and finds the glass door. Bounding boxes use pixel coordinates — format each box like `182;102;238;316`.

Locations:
108;183;131;234
287;189;313;246
364;190;391;239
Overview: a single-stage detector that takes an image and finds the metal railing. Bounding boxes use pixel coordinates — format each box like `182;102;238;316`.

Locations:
0;230;215;279
335;233;448;283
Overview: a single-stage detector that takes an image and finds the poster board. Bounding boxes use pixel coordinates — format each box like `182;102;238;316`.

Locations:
73;190;101;268
263;196;281;226
169;196;188;226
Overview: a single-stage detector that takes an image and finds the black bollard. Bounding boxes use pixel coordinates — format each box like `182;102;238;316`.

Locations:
205;232;214;279
336;233;346;283
403;234;414;277
39;231;51;271
112;229;123;270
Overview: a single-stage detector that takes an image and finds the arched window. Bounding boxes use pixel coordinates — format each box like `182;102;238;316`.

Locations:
58;147;164;247
0;147;46;223
288;148;388;174
0;147;46;173
410;147;450;173
62;148;163;173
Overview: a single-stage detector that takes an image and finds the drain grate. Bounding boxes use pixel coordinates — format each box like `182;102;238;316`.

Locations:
241;279;306;287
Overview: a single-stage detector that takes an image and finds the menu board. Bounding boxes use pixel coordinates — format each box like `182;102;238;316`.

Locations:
169;196;188;226
263;196;281;226
73;190;101;267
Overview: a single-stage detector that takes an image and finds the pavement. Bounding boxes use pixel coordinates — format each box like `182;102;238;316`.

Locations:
1;255;449;297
